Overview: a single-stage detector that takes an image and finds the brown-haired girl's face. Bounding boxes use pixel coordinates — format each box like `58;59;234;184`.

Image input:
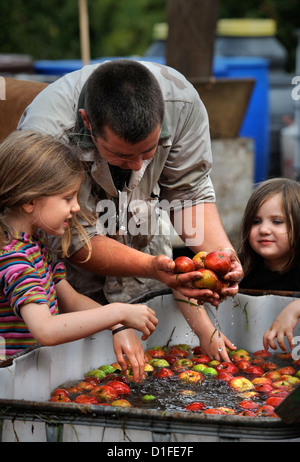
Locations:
248;193;290;271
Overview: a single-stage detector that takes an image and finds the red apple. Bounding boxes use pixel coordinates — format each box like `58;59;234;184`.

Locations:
74;395;99;405
216;362;238;374
204;251;231;277
162;354;177;364
192;346;202;355
252;377;272;386
216;407;236;415
265;396;285;407
216;371;234;382
106;380;131;395
192;269;219;290
263;370;282;381
245;365;264;376
253;349;272;358
185;402;206;412
238;400;260;410
256;405;277;417
49;394;71;403
90;385;119;401
192;251;207;269
192;354;210;365
276;352;292;360
236;360;252;370
215;278;230;294
202;409;222;415
167;347;188;358
174;256;195;273
263;361;278;371
154;367;174;378
237;410;257;417
51;388;70;398
254;384;274;393
78;380;97;391
278;366;296;376
146;348;165;358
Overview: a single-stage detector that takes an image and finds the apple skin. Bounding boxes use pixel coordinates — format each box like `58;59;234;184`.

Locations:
236;360;252;370
185;402;206;412
256;405;277;417
192;346;202;355
74;394;99;405
265;396;285;407
150;359;170;368
192;364;208;373
245;365;264;376
238;400;260;410
111;399;131;407
178;370;204;383
192;251;207;269
252;377;272;386
202;367;218;377
49;393;71;403
254;384;274;393
154;367;174;378
142;394;156;401
229;376;254;392
204;251;231;277
202;409;222;415
174;256;196;273
167;347;188;358
263;361;278;371
216;362;238;374
192;354;210;364
146;348;165;358
106;380;131;395
238;410;257;417
253;349;272;358
192;269;219;290
278;366;296;376
216;407;236;415
90;385;119;401
263;370;282;381
216;371;234;382
172;358;194;372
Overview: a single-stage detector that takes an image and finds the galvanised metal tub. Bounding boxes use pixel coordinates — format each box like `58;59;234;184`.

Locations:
1;289;300;442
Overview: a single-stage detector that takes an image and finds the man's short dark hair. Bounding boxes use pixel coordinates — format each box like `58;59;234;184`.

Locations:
85;59;165;143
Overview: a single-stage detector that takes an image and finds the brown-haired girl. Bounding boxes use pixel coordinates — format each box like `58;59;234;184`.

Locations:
239;178;300;351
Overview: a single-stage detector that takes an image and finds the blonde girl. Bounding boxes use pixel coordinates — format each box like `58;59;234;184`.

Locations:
0;131;157;382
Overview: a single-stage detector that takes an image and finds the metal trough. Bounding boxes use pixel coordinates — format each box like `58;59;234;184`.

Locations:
1;290;300;442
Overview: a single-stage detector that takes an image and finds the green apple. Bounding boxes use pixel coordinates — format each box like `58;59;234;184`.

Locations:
192;364;207;373
202;367;218;377
142;394;156;401
149;359;170;367
86;369;106;380
99;364;116;375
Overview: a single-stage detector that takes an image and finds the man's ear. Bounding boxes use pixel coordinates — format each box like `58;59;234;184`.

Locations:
78;109;92;131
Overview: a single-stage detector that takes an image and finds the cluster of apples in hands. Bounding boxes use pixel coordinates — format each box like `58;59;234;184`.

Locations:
49;343;300;417
174;251;231;294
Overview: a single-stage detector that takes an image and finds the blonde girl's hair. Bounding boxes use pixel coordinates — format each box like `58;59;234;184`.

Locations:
0;130;94;258
238;177;300;276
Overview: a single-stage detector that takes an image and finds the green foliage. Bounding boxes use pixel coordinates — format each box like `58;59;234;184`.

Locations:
0;0;299;70
0;0;166;60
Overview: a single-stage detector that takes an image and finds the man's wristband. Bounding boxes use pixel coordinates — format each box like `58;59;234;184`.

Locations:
112;326;130;335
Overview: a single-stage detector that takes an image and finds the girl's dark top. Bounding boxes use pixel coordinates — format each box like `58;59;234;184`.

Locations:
239;265;300;291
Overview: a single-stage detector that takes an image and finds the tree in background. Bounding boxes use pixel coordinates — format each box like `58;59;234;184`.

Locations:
0;0;299;70
0;0;166;60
